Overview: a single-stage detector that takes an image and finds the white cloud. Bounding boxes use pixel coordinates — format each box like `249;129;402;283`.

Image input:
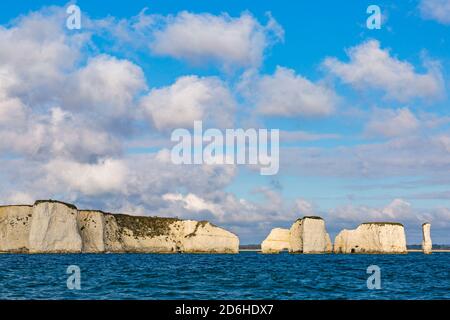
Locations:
323;40;444;102
365;108;420;138
280;130;340;142
295;199;316;216
0;10;143;161
140;75;235;130
246;66;337;117
0;8;86;105
163;193;224;219
420;0;450;25
0;106;122;161
327;199;421;233
3;192;35;205
46;158;128;196
150;11;283;69
66;55;147;117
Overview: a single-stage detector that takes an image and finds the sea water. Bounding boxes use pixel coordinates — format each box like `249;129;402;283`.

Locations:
0;252;449;300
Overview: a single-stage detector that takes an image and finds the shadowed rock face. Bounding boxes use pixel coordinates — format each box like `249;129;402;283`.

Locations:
422;223;432;254
0;200;239;254
78;210;106;253
334;223;407;254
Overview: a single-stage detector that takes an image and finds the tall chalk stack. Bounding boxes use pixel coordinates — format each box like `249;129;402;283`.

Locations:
422;223;432;254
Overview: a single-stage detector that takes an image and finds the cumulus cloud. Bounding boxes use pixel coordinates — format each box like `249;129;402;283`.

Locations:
65;55;147;118
420;0;450;25
330;199;414;223
0;8;146;162
45;158;128;196
243;66;337;117
295;199;316;216
280;130;341;142
89;10;283;70
0;8;86;105
365;108;420;138
163;193;224;219
140;75;235;131
280;132;450;180
150;11;283;69
323;40;444;102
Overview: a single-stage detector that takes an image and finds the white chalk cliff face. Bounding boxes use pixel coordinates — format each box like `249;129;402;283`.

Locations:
103;215;239;253
422;223;432;254
261;228;290;253
181;220;239;253
334;223;407;254
0;200;239;254
29;201;82;253
289;217;332;254
0;205;33;252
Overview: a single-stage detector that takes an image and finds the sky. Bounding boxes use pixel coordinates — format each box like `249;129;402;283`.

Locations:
0;0;449;244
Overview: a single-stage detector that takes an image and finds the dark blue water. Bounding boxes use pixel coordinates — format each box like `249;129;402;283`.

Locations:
0;252;449;300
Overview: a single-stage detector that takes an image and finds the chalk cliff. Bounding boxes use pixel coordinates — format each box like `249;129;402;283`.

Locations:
422;223;432;254
289;217;332;254
261;228;290;253
0;200;239;254
29;201;82;253
102;214;239;253
334;223;407;254
0;205;32;253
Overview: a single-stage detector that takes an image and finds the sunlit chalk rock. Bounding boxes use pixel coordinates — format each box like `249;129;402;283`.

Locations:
103;214;185;253
261;228;290;253
289;217;332;254
180;220;239;254
102;214;239;253
29;200;82;253
0;200;239;254
334;223;407;254
0;205;33;252
422;223;432;254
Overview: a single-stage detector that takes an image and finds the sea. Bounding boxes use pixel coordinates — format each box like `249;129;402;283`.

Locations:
0;252;449;300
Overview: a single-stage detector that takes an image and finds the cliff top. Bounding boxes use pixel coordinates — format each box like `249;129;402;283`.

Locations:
361;222;404;227
296;216;323;221
0;204;33;208
34;200;78;210
0;200;78;210
108;213;181;238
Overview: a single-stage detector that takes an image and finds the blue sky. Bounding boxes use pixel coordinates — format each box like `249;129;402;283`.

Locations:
0;0;449;244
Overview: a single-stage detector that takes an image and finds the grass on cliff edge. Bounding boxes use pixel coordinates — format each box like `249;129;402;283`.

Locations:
108;214;181;238
361;222;404;226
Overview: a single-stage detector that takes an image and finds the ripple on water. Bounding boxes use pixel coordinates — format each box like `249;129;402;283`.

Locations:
0;252;449;299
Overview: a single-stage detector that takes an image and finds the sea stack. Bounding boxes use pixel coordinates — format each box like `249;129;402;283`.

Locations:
422;223;432;254
289;217;332;254
0;200;239;254
261;228;290;253
334;222;407;254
